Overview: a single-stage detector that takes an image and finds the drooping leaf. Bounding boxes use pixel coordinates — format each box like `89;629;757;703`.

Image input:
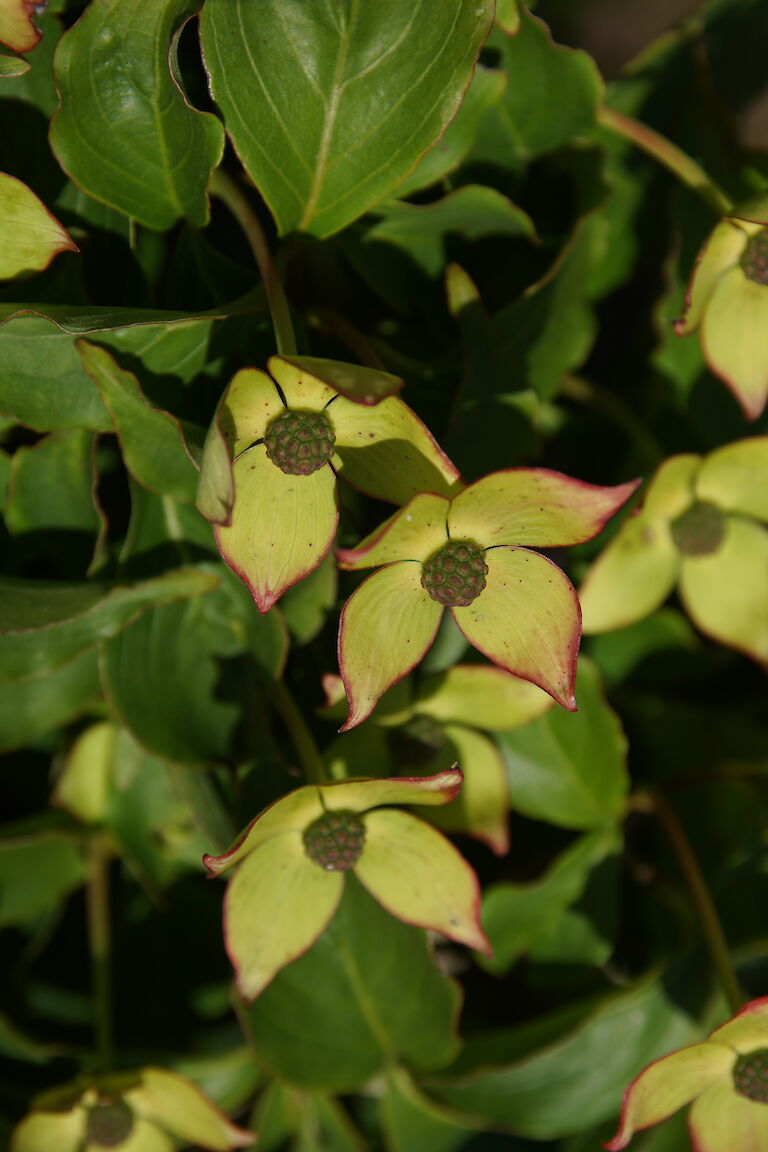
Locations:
50;0;224;229
363;186;534;278
100;565;287;764
496;658;628;829
0;568;219;684
481;829;621;971
0;172;76;280
427;972;707;1139
200;0;494;237
77;340;198;502
242;878;461;1090
0;830;87;928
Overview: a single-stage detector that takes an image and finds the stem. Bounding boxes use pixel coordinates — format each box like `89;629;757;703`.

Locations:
598;105;733;216
209;168;297;356
271;680;326;784
652;791;743;1013
86;833;113;1071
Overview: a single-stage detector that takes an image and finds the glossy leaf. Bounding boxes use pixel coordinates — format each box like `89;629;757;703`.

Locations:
364;186;534;278
496;658;628;829
481;829;620;971
394;64;506;198
481;12;602;163
0;831;87;927
0;647;100;751
0;568;219;683
5;429;100;536
200;0;494;237
0;54;30;77
338;563;443;730
50;0;224;229
381;1069;482;1152
77;340;198;502
100;566;287;763
356;808;490;953
452;547;580;711
243;878;461;1090
0;172;76;279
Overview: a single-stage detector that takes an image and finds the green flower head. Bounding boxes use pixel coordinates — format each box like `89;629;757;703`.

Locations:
580;437;768;668
204;769;491;1001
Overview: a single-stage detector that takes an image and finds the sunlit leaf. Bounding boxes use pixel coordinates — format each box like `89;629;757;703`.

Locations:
0;172;76;279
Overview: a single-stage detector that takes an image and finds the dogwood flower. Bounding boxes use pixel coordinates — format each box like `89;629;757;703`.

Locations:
335;468;639;729
204;769;490;1001
321;665;553;854
580;437;768;668
675;196;768;420
11;1067;254;1152
196;355;461;611
607;997;768;1152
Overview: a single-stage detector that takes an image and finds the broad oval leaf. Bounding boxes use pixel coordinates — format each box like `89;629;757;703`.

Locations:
200;0;494;237
0;172;76;280
50;0;224;230
242;877;461;1090
496;657;628;829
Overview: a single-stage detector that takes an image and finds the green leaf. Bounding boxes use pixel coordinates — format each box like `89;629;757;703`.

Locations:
0;54;30;77
363;186;534;279
494;216;601;400
0;646;100;751
100;566;287;764
242;878;461;1090
77;341;198;502
0;297;262;334
200;0;494;237
428;973;707;1139
475;13;602;165
280;552;337;645
0;568;219;683
50;0;224;230
280;356;404;405
481;829;621;972
381;1069;482;1152
0;172;76;280
5;429;101;536
394;65;507;198
0;830;87;928
496;658;628;829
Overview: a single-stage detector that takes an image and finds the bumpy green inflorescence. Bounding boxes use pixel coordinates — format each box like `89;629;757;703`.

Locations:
264;408;335;476
670;501;726;557
733;1048;768;1104
740;228;768;286
303;809;366;871
86;1099;134;1148
421;539;488;607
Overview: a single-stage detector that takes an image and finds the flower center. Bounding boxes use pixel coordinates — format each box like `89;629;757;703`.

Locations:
303;809;366;871
421;540;488;607
264;408;335;476
387;714;447;767
740;228;768;286
733;1048;768;1104
85;1098;134;1148
669;501;726;557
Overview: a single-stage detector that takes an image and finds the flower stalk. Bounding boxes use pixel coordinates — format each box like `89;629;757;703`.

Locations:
86;832;113;1071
